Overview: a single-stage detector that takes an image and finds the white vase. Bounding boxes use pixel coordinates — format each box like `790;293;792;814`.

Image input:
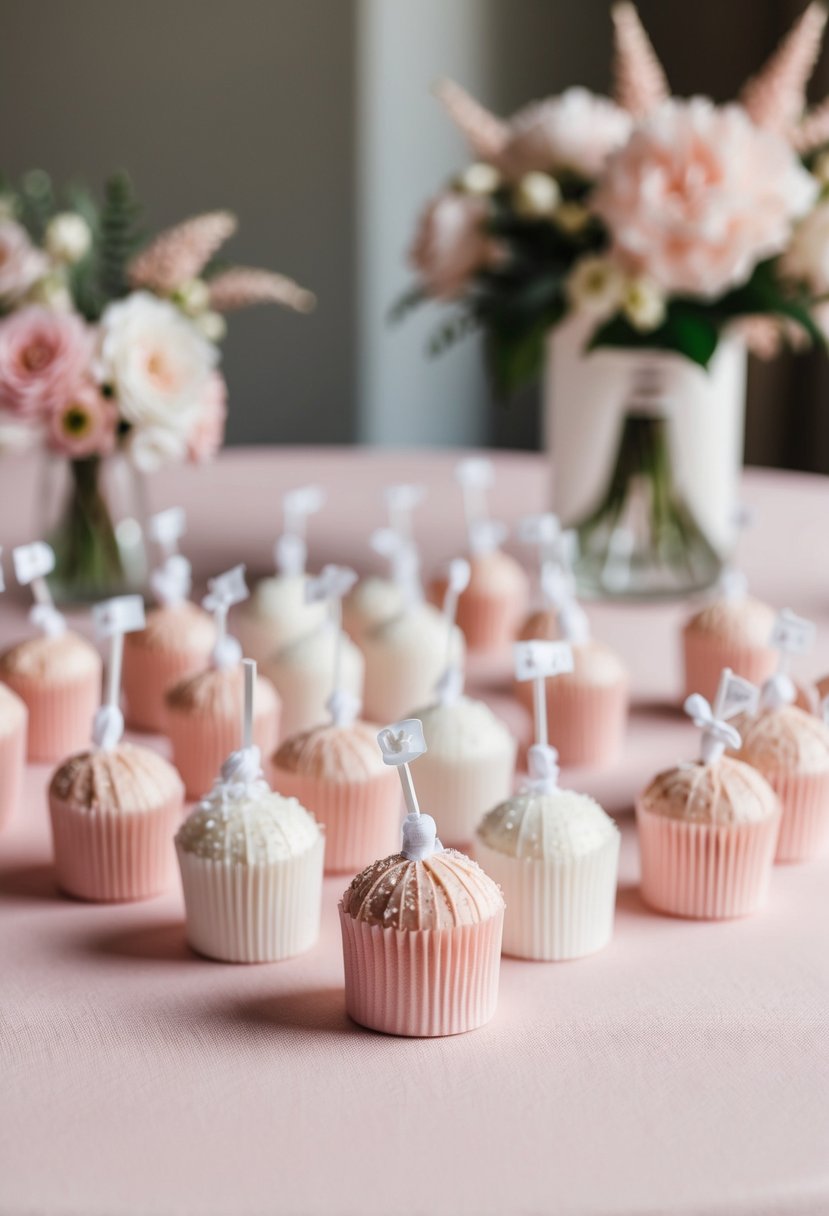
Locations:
545;317;747;599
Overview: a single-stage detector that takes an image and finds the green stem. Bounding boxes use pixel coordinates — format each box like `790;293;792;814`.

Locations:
48;458;125;603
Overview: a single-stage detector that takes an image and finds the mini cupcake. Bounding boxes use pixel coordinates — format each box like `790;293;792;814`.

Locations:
342;577;407;646
0;683;27;832
237;486;328;663
682;591;776;705
271;565;401;873
343;486;425;645
165;566;281;799
265;625;364;739
339;718;504;1036
361;601;464;725
176;661;324;962
637;669;780;918
474;639;619;959
48;595;185;902
122;551;215;732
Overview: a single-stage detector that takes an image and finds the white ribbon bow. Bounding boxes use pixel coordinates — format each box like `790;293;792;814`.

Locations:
326;688;361;728
684;693;742;764
217;746;267;798
150;555;192;607
91;704;125;752
29;602;66;638
522;743;560;794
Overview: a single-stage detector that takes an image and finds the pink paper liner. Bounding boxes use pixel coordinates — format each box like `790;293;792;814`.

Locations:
516;676;628;768
48;792;184;902
413;748;516;849
636;802;780;920
758;767;829;864
339;906;503;1037
166;702;280;800
3;668;100;764
456;591;522;653
123;641;209;733
0;714;27;832
176;835;324;963
270;766;401;874
682;631;777;705
473;834;619;961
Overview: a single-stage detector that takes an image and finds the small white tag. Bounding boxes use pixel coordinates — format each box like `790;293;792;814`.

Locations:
770;609;815;657
716;669;760;720
377;718;427;766
306;564;358;604
514;639;574;682
203;564;248;610
13;542;55;585
455;457;493;489
92;594;146;639
147;506;186;547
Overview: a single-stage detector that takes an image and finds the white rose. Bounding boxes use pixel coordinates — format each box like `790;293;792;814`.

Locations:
781;202;829;294
45;213;92;264
97;292;218;432
513;172;560;219
126;423;189;473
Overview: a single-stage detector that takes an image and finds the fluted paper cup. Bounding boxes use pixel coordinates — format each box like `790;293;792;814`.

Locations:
0;714;27;832
413;751;515;849
166;703;280;800
177;835;324;962
473;834;619;961
760;768;829;864
456;592;520;653
682;631;777;705
636;802;780;919
339;907;503;1036
48;793;183;902
270;767;400;874
4;670;99;763
123;643;208;734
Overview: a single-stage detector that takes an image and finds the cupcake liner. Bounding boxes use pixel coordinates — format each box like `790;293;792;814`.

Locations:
48;792;184;902
123;642;209;734
636;802;780;919
166;703;280;800
339;906;503;1036
760;767;829;864
517;676;628;768
456;592;520;653
270;766;401;874
177;835;324;962
3;669;100;763
0;714;27;832
473;834;620;961
413;750;515;849
682;631;777;705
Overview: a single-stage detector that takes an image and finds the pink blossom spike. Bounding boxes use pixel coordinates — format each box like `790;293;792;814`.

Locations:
611;3;670;119
207;267;316;314
433;79;509;162
740;2;827;134
128;211;237;294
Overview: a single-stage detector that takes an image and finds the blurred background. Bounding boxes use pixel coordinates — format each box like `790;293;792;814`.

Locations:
2;0;827;469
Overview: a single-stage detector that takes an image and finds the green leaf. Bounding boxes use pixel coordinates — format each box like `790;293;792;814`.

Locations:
387;285;426;324
589;308;719;368
485;323;547;397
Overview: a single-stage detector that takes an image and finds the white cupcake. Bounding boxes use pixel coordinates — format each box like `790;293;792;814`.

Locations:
343;576;407;646
265;624;364;738
362;602;464;725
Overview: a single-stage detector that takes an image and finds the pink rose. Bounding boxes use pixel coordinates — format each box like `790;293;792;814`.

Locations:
0;307;94;419
0;220;48;304
187;370;227;463
409;192;503;300
47;379;118;458
592;98;818;298
499;89;633;180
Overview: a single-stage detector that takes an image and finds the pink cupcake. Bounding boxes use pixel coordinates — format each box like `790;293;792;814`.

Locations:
430;549;529;653
339;718;504;1037
682;595;776;705
0;683;27;832
637;670;780;919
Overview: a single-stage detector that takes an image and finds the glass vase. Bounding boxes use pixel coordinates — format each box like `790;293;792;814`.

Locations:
40;453;149;605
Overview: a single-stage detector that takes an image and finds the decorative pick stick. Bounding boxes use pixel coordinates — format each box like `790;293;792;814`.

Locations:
535;528;591;646
91;595;146;750
202;564;248;669
455;457;507;556
384;484;425;543
434;558;470;705
306;564;359;726
147;507;191;606
370;527;423;609
718;504;753;600
12;542;66;637
276;485;325;576
763;609;816;709
514;639;574;792
684;667;758;765
377;718;438;860
242;657;256;750
518;512;560;596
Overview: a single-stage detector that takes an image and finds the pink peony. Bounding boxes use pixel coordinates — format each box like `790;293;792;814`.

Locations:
187;370;227;463
499;88;633;180
409;192;502;300
0;307;93;419
592;98;818;298
47;379;118;458
0;220;48;303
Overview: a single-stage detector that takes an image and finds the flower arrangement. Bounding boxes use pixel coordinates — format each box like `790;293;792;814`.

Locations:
399;2;829;393
0;171;313;598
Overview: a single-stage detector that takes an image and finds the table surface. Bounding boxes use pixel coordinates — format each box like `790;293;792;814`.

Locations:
2;448;829;1216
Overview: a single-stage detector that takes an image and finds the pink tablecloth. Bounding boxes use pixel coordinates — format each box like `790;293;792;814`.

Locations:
2;449;829;1216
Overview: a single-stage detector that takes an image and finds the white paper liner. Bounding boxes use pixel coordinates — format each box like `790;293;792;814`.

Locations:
761;767;829;864
473;833;619;960
339;906;503;1037
176;834;324;963
413;749;515;848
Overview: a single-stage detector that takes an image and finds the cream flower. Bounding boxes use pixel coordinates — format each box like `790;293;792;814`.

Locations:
409;192;502;300
622;276;666;331
566;256;626;318
593;98;818;298
97;292;217;433
780;202;829;293
126;423;189;474
513;173;560;219
45;213;92;265
0;221;48;304
457;163;501;196
500;88;633;180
